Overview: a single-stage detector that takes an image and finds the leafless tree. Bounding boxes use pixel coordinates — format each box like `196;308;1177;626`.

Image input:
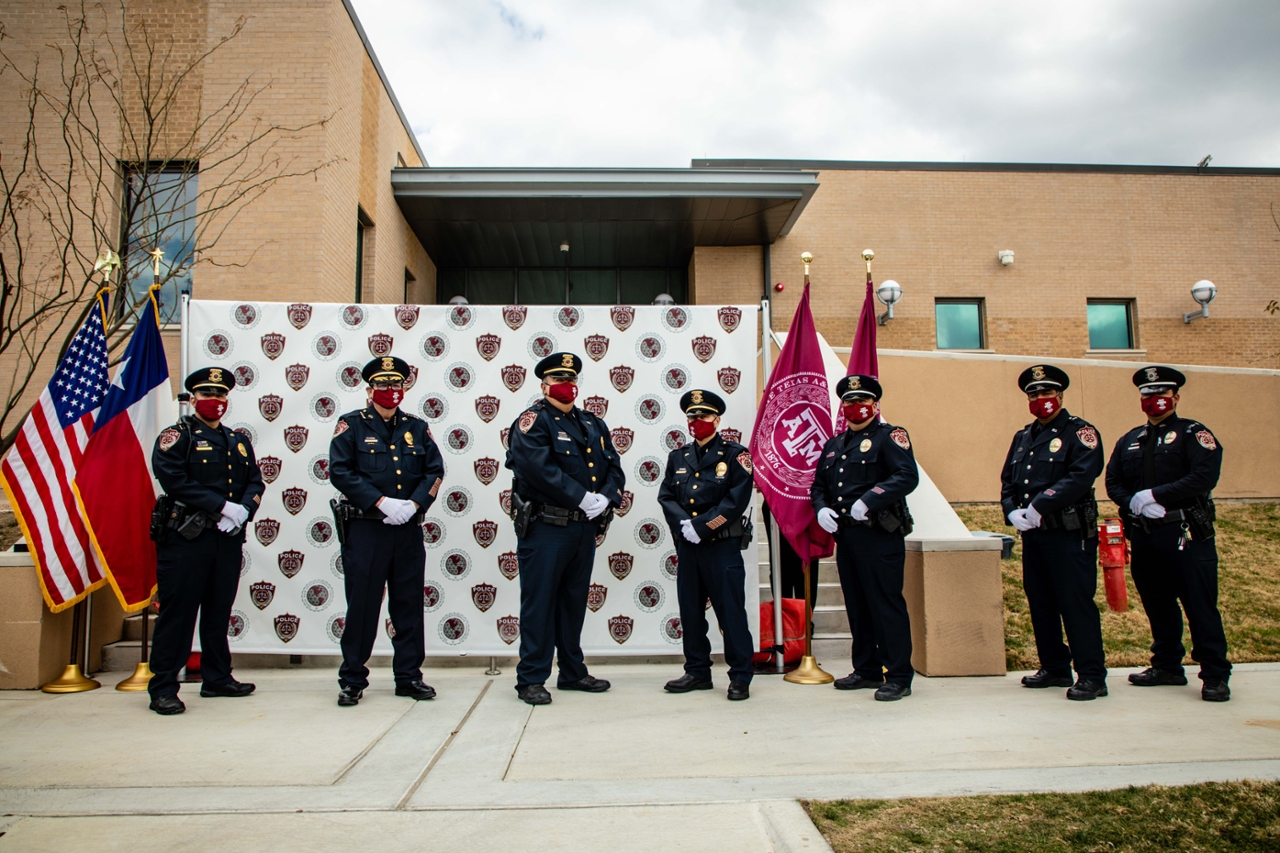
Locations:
0;1;337;454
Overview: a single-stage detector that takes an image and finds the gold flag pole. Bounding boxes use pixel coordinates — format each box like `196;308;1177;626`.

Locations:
785;251;834;685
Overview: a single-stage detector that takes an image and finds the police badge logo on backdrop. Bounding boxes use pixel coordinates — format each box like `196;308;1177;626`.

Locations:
188;302;760;654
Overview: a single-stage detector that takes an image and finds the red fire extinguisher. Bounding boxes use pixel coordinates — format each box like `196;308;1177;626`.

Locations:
1098;517;1129;612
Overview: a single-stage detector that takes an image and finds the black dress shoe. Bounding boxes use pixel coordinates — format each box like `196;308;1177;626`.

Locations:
1201;678;1231;702
149;694;185;715
1021;669;1074;688
834;673;883;690
200;679;255;698
727;680;750;701
1128;667;1188;687
395;680;437;700
557;674;610;693
874;682;911;701
1066;679;1108;701
517;683;553;705
337;686;363;707
665;673;713;693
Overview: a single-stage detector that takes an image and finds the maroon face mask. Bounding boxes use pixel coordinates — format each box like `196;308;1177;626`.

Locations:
1029;397;1059;419
546;382;578;404
194;398;227;421
688;419;716;441
842;402;874;425
1141;394;1174;417
372;388;403;409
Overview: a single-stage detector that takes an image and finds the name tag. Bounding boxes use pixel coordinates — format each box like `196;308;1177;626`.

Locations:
676;468;687;474
195;441;213;451
363;437;379;444
1128;444;1140;450
557;432;571;441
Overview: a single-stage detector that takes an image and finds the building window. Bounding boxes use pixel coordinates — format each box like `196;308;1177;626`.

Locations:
355;207;373;302
1087;300;1135;349
403;268;416;304
935;299;985;349
121;163;197;324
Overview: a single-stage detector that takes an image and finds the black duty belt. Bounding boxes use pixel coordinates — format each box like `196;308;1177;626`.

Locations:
539;504;589;523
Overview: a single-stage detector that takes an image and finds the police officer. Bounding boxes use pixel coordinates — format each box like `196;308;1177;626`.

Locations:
329;356;444;707
506;352;626;706
148;367;265;715
1105;366;1231;702
657;390;756;700
813;375;919;701
1001;364;1107;701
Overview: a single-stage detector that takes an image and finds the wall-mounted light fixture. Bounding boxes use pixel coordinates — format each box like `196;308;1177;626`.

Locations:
998;250;1014;266
876;280;902;325
1183;279;1217;324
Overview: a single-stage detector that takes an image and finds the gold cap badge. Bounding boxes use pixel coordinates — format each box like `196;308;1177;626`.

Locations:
209;368;223;384
1146;367;1159;382
849;376;861;390
1031;366;1046;381
382;357;395;372
691;390;703;404
562;353;574;368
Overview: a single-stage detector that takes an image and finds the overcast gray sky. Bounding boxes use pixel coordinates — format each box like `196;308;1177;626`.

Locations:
350;0;1280;168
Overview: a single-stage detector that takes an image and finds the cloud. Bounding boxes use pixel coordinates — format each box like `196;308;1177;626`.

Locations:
351;0;1280;168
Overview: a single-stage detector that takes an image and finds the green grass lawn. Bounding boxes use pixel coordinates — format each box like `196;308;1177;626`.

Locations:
807;781;1280;853
954;502;1280;671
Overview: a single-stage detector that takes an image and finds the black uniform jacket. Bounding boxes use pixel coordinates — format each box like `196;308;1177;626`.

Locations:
329;405;444;513
657;433;754;542
811;420;919;519
1105;414;1222;512
505;398;626;510
152;415;265;526
1000;410;1103;520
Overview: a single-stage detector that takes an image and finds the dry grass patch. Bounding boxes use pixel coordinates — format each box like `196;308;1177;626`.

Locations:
806;781;1280;853
953;502;1280;671
0;510;20;551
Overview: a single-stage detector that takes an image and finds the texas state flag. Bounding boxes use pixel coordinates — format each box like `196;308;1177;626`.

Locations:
74;289;176;611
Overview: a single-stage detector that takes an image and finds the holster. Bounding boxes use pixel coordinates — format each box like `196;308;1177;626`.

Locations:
597;507;614;537
330;498;352;547
875;501;913;536
1042;489;1099;538
509;487;532;538
150;495;175;544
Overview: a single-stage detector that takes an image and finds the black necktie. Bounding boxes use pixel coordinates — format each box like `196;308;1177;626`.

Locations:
1142;429;1158;489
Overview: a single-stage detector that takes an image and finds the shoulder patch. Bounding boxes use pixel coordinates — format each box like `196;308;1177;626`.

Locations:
158;428;181;452
1076;426;1099;449
519;410;539;434
889;427;910;450
1196;430;1217;451
737;451;753;473
333;420;350;437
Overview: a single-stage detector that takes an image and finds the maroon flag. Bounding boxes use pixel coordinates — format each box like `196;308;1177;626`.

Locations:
834;277;881;433
749;283;835;561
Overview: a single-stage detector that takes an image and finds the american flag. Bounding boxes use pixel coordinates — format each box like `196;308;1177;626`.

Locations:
0;292;111;611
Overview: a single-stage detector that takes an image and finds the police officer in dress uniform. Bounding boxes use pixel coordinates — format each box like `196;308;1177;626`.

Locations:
812;375;919;701
657;389;756;700
147;368;265;715
329;356;445;707
1105;366;1231;702
1001;364;1108;701
505;352;626;706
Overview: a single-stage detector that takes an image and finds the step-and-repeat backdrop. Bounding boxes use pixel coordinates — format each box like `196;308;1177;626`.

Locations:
187;301;760;655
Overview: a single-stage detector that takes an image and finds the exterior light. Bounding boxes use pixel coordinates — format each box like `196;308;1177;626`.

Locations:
652;293;675;305
998;250;1014;266
448;295;469;305
1183;280;1216;324
559;241;569;253
876;280;902;326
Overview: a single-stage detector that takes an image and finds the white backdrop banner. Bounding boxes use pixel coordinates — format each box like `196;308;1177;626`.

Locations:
186;300;760;656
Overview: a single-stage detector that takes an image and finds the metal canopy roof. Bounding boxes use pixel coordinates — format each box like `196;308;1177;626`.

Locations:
391;168;819;268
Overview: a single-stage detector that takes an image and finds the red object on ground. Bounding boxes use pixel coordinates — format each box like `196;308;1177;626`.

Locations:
1099;517;1129;612
753;598;807;664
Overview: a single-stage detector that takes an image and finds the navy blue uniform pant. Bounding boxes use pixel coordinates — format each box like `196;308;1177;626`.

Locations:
149;530;242;699
1129;525;1231;681
834;525;914;686
516;518;595;688
676;537;754;684
1021;529;1106;681
339;519;426;690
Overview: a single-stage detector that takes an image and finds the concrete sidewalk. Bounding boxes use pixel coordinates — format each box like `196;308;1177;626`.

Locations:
2;662;1279;852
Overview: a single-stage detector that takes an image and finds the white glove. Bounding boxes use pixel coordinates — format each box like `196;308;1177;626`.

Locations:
1129;489;1157;516
817;507;840;534
379;497;416;526
1141;501;1167;519
680;518;701;544
220;502;249;527
1024;503;1042;528
580;492;610;520
851;499;870;522
1008;509;1035;532
216;516;238;533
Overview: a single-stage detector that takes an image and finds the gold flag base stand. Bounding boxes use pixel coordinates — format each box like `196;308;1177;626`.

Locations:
42;664;101;693
115;662;153;692
784;654;834;684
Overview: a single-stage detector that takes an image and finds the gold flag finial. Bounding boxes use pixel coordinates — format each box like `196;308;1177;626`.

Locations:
150;247;165;278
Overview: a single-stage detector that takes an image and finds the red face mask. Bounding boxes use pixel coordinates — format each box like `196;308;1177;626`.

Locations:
546;382;578;404
372;388;403;409
688;418;716;441
194;398;227;421
842;402;875;425
1029;396;1059;419
1141;395;1174;417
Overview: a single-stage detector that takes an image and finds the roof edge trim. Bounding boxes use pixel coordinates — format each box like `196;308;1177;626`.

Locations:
340;0;428;167
693;158;1280;177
